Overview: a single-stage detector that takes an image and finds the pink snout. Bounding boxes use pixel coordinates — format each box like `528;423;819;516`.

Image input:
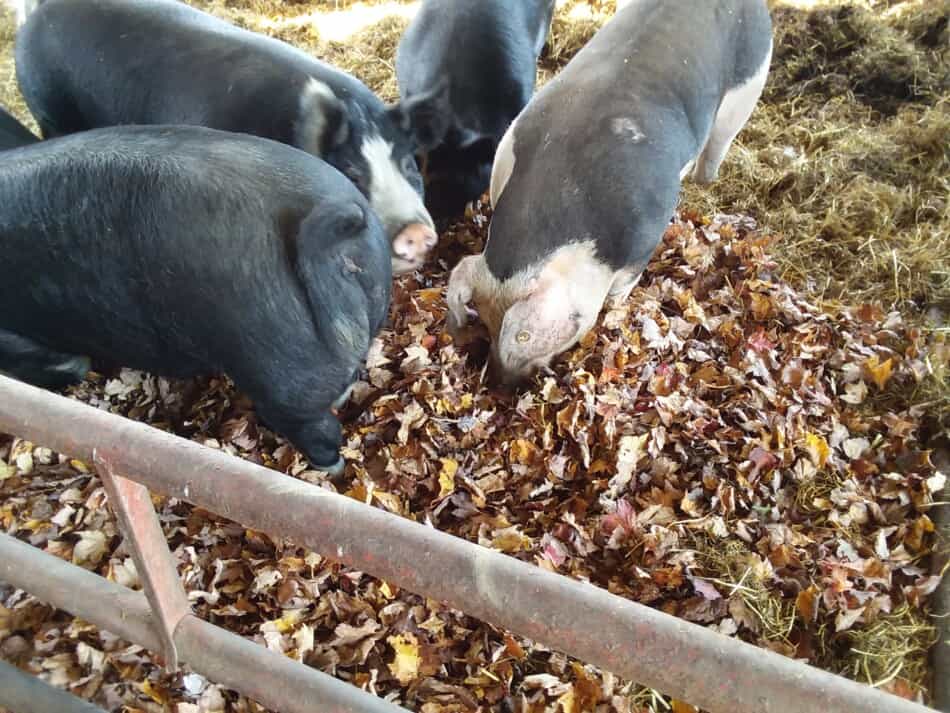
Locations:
391;222;438;270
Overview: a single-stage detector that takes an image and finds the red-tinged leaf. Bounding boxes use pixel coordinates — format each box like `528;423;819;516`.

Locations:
748;446;779;480
747;328;775;354
689;577;722;601
602;498;638;536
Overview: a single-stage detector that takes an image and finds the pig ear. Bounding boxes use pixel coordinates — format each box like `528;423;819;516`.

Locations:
390;80;451;152
298;78;351;155
445;254;482;335
500;281;578;360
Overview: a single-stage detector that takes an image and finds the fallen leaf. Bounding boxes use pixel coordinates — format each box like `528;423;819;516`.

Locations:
387;633;421;685
438;458;458;497
864;355;894;390
72;530;108;567
804;433;830;468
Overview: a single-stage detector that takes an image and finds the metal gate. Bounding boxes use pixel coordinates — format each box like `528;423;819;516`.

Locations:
0;375;934;713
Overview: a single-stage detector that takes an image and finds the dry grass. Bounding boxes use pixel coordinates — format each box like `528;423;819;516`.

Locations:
684;0;950;322
834;604;938;693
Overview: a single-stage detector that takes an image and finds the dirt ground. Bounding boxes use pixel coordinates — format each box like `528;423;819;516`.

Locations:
1;1;948;712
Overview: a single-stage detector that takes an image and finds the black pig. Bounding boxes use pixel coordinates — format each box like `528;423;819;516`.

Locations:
16;0;439;273
0;125;391;473
395;0;556;222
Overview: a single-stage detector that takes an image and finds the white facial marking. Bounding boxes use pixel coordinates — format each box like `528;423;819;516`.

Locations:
361;134;433;242
611;117;644;142
490;117;518;207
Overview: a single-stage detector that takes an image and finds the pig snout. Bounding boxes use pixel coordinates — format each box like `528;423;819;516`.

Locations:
391;222;439;273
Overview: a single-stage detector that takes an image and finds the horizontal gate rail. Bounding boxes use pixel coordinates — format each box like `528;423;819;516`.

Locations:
0;658;108;713
0;374;936;713
0;533;406;713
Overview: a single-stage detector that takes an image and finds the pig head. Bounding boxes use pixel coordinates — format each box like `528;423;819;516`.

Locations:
446;242;636;385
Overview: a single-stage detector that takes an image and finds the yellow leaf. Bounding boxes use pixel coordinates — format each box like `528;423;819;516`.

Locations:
865;355;894;390
70;459;91;474
804;432;830;468
671;701;698;713
141;680;168;705
372;490;403;514
438;458;458;498
380;581;396;599
274;609;303;633
492;526;531;553
387;633;421;684
344;481;368;503
557;686;577;713
509;439;537;465
415;287;444;305
459;393;474;410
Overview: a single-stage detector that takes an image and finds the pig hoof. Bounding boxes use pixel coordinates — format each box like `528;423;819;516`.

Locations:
315;456;345;477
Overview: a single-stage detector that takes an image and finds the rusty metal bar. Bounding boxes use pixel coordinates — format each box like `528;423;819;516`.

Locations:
0;533;407;713
0;375;936;713
95;451;190;672
0;659;108;713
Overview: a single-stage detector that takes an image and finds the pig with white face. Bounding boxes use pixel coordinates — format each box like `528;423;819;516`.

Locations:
395;0;557;222
447;0;773;385
16;0;438;273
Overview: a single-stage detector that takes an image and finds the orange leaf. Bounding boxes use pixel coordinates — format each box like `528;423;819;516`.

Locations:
504;634;526;660
509;439;537;465
796;585;819;623
865;355;894;390
671;701;698;713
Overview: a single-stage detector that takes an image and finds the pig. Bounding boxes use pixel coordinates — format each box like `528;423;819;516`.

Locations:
395;0;557;222
446;0;772;385
0;125;391;474
15;0;438;274
0;106;38;151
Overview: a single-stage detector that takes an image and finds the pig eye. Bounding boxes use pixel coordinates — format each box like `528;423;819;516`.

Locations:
516;330;532;344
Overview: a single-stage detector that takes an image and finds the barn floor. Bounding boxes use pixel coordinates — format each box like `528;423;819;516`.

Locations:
1;1;948;712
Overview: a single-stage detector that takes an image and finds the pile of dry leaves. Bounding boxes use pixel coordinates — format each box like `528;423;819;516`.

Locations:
1;201;946;712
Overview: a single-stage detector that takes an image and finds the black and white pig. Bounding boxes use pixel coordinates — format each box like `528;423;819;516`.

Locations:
446;0;772;385
15;0;438;274
0;125;391;474
395;0;556;222
0;106;38;151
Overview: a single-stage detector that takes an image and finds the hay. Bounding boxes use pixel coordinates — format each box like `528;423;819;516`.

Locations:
693;538;798;646
683;0;950;320
0;4;35;134
835;605;938;694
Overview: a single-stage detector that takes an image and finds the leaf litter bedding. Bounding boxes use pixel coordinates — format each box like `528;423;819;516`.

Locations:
3;202;947;711
0;1;948;712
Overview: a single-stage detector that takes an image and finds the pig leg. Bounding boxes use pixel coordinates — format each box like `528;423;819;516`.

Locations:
607;269;643;308
692;46;772;185
331;371;360;411
0;328;90;388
